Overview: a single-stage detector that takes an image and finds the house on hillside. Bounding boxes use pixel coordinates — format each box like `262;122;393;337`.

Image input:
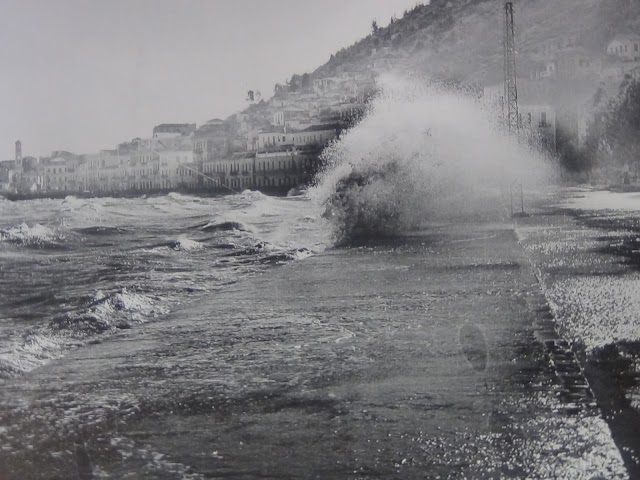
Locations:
607;34;640;61
554;47;600;80
535;35;578;59
532;60;557;80
272;108;310;129
313;78;336;96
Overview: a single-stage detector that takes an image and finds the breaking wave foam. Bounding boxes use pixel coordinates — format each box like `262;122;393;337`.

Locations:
0;223;64;248
0;289;167;378
313;75;556;243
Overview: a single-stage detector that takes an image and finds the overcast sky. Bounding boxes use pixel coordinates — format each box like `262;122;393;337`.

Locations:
0;0;423;159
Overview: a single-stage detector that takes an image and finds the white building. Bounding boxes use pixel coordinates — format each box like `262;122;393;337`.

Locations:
257;124;339;151
607;34;640;61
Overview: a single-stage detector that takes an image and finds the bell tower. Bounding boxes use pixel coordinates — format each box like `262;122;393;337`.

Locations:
15;140;22;168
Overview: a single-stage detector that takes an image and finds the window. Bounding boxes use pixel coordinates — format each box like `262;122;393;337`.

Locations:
541;112;547;126
636;44;639;52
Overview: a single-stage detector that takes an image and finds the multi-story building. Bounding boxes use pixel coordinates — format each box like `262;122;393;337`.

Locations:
254;148;319;190
42;151;83;192
193;118;229;188
257;124;340;150
0;160;17;193
157;137;195;190
20;156;41;193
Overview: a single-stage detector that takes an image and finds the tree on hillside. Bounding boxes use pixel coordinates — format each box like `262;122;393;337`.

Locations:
287;74;302;92
585;76;640;171
301;73;311;89
371;20;379;34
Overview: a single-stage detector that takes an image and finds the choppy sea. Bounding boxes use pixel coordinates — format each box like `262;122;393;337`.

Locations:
0;191;330;378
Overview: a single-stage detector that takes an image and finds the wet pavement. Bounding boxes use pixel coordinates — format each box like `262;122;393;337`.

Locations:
516;189;640;478
0;218;629;479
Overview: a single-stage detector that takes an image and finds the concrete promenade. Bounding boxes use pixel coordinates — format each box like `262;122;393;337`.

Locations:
0;219;628;479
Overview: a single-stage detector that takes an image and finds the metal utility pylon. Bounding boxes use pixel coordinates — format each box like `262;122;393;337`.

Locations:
504;2;519;133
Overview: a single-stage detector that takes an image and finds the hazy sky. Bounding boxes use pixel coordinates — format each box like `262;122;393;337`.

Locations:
0;0;422;159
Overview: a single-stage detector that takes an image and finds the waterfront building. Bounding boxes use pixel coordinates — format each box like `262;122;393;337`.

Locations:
156;137;195;190
43;151;83;192
0;160;17;193
20;156;41;193
193;119;229;188
255;147;319;190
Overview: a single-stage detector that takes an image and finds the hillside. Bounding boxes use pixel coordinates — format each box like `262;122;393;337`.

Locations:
310;0;640;85
233;0;640;175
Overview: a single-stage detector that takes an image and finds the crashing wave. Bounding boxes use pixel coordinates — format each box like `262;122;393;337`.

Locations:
0;223;63;248
313;75;556;244
200;220;253;233
169;236;203;251
51;289;167;333
167;191;201;202
322;159;423;242
239;189;269;201
0;289;167;378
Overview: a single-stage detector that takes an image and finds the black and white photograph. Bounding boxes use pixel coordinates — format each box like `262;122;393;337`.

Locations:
1;0;640;478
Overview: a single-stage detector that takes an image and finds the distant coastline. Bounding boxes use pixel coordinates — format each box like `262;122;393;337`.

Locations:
1;185;301;202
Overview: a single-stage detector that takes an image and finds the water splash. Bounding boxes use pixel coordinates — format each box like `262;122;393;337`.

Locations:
312;75;557;243
0;223;64;248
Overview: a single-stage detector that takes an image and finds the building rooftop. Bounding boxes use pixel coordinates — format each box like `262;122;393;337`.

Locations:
259;126;286;134
609;33;640;44
153;123;196;136
301;123;342;132
0;160;16;169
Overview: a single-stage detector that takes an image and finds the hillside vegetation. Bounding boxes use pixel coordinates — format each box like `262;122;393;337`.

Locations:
307;0;640;86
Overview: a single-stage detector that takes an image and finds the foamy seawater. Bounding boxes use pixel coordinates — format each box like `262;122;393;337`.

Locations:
0;191;330;377
313;75;556;242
